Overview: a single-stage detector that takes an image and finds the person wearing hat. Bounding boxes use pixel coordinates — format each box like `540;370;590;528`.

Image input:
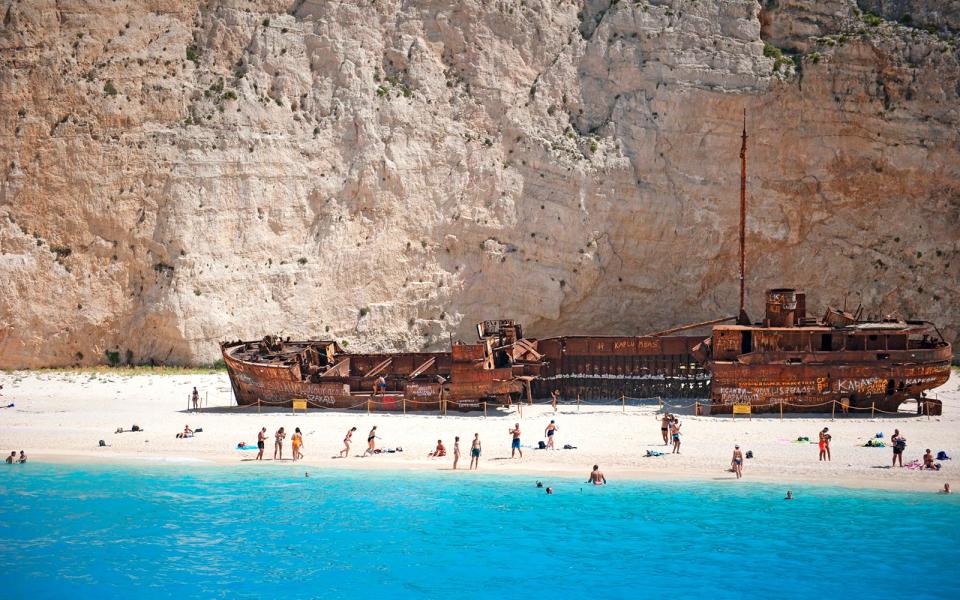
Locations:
544;419;559;449
731;445;744;479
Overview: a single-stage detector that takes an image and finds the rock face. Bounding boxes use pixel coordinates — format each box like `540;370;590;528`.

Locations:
0;0;957;368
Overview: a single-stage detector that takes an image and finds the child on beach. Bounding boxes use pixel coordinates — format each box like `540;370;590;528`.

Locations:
340;427;356;457
453;436;461;469
470;433;481;469
509;423;522;458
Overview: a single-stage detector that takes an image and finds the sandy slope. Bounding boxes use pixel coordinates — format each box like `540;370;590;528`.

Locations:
1;369;958;492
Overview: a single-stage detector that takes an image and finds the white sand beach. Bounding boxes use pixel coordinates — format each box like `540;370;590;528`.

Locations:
1;368;958;491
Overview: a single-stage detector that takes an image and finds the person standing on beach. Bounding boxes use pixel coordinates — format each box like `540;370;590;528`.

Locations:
818;427;832;461
509;423;522;458
670;419;681;454
544;420;559;449
470;433;481;469
551;390;560;413
340;427;356;458
453;436;461;470
661;413;672;445
891;429;905;467
191;386;200;411
364;426;378;456
732;445;744;479
257;427;267;460
274;427;286;460
292;427;304;462
587;465;606;485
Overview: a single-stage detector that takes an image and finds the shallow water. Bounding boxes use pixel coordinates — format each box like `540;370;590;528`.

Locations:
1;464;957;598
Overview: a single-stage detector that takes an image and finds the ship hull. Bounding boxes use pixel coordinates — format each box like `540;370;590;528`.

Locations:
708;347;951;414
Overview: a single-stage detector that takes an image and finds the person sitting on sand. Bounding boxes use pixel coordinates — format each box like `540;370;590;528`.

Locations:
292;427;304;462
587;465;607;485
257;427;267;461
18;451;26;464
5;451;15;464
819;427;832;462
428;440;446;457
732;445;744;479
544;420;559;449
923;449;940;471
274;427;286;460
177;425;193;438
364;426;378;457
470;433;481;470
340;427;356;458
453;436;461;469
509;423;522;458
661;413;672;445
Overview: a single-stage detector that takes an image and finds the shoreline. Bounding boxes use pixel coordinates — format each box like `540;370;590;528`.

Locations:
22;449;953;494
2;369;957;496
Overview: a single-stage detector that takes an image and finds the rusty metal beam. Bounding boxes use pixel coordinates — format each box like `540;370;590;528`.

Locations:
319;357;351;378
645;316;736;337
407;357;436;379
363;357;393;378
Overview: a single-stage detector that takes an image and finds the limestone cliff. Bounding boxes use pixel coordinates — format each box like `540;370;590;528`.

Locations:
1;0;957;368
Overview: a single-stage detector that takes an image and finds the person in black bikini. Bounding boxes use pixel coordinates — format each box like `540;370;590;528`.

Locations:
732;445;744;479
364;426;378;456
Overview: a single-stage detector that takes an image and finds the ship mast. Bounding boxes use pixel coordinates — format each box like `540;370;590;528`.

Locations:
738;109;748;324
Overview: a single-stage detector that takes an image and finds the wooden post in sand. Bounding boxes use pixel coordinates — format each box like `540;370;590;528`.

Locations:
367;396;371;415
831;400;836;421
621;394;625;414
484;401;488;418
402;396;407;415
205;391;208;409
257;398;261;413
577;393;581;412
871;401;875;418
780;399;784;421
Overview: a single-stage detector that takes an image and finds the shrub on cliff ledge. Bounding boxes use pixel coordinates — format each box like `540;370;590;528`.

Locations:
186;46;200;64
103;80;117;96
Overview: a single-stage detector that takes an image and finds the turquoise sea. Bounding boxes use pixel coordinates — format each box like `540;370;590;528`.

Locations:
1;464;957;599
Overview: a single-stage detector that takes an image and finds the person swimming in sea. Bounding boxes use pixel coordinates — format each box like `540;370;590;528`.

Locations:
18;451;26;464
470;433;481;470
732;445;744;479
340;427;356;458
546;487;554;495
5;451;15;464
940;483;951;494
586;465;606;485
785;490;793;500
544;420;559;449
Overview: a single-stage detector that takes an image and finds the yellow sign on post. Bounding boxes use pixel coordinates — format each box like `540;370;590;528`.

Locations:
732;403;752;417
292;399;307;414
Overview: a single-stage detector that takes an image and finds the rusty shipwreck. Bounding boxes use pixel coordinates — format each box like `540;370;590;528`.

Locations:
692;289;952;414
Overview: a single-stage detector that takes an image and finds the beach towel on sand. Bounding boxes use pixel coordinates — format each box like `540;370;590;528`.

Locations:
236;445;258;451
645;450;664;457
